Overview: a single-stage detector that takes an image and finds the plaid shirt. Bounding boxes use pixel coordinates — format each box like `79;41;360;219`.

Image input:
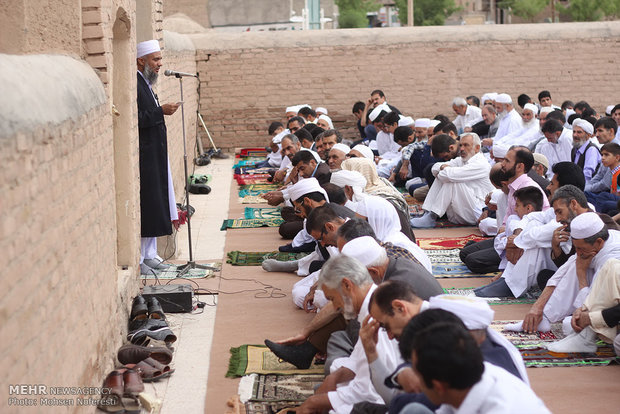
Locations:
401;140;427;161
380;241;422;266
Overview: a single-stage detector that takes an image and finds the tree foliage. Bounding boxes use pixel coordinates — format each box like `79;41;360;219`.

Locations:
335;0;381;28
394;0;461;26
559;0;620;21
499;0;548;22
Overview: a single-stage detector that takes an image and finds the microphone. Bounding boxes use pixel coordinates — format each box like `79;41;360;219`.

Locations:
164;69;198;78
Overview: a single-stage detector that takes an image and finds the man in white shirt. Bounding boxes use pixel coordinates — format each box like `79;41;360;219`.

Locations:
536;118;573;179
411;133;494;227
452;97;482;135
493;93;524;143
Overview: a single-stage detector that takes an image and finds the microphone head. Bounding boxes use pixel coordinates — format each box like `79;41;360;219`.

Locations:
164;69;173;76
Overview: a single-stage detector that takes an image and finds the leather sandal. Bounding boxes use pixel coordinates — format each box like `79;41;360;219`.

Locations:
131;357;174;382
147;297;165;320
130;296;148;321
97;370;124;413
117;343;173;365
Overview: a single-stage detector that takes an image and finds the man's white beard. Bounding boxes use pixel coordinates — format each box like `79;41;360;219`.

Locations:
498;110;508;120
143;63;158;84
523;119;537;129
342;295;357;321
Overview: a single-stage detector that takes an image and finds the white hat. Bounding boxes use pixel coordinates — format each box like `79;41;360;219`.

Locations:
533;153;549;170
288;177;329;203
523;103;539;115
330;143;350;155
539;106;555;115
398;116;415;127
316;107;328;115
429;119;441;128
341;236;385;267
299;147;322;163
137;40;161;58
369;103;391;122
330;170;367;189
272;130;287;144
606;105;615;116
482;92;498;103
351;145;375;161
572;118;594;136
492;144;509;159
317;114;334;129
429;295;494;330
570;212;605;239
414;118;430;128
285;105;300;114
495;93;512;104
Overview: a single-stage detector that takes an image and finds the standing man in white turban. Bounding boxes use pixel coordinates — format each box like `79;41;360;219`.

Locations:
571;118;601;183
136;40;180;275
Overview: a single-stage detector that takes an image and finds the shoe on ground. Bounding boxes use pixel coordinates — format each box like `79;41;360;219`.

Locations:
410;211;437;228
264;339;317;370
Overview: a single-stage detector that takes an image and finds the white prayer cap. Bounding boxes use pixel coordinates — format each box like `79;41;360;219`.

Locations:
331;143;350;155
299;147;322;163
482;92;498;103
285;105;299;114
369;103;391;122
137;40;161;58
272;130;287;144
429;295;495;330
570;212;604;240
288;177;329;203
572;118;594;135
539;106;555;115
398;116;415;127
341;236;385;267
495;93;512;104
492;144;509;159
606;105;615;116
523;103;539;115
533;153;549;170
414;118;430;128
330;170;367;189
352;145;375;161
318;114;334;129
316;107;328;115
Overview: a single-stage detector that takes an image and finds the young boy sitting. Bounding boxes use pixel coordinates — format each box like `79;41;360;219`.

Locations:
475;186;548;298
585;143;620;215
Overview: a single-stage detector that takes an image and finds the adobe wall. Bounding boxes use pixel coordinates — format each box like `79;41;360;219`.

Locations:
191;21;620;149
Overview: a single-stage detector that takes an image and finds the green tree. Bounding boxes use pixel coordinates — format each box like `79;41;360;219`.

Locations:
499;0;548;22
394;0;461;26
335;0;381;28
559;0;620;21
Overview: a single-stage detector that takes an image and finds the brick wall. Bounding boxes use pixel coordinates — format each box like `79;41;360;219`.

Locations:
192;21;620;149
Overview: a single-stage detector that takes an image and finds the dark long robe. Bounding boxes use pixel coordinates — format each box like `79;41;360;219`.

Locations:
137;73;172;237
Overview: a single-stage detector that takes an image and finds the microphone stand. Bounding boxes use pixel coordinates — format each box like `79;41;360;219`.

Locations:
171;73;216;277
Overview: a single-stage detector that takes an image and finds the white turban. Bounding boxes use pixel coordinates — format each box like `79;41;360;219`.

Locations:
352;145;375;161
272;130;287;144
539;106;555;115
429;119;441;128
495;93;512;104
523;103;539;115
369;103;391;122
606;105;615;116
398;116;415;127
572;118;594;136
492;144;509;159
414;118;430;128
316;107;328;115
286;105;300;114
299;148;322;163
330;170;367;202
570;212;604;239
137;40;160;58
288;177;329;203
331;143;350;155
482;92;498;103
429;295;494;330
341;236;385;267
318;114;333;129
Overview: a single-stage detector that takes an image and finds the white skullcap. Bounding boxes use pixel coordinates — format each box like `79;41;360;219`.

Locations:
483;92;498;103
316;107;328;115
398;116;415;127
570;212;605;239
317;114;334;129
540;106;555;115
137;40;161;58
495;93;512;104
299;148;322;163
272;130;287;144
572;118;594;135
492;144;509;159
415;118;430;128
331;143;350;155
523;103;539;115
288;177;329;203
341;236;385;267
330;170;367;189
429;119;441;128
352;145;375;161
533;153;549;170
369;103;391;122
286;105;299;114
429;295;495;330
606;105;615;116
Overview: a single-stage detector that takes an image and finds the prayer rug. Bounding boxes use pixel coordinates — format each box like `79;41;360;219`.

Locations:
408;203;423;216
226;251;309;266
240;195;269;204
418;234;489;250
240;374;325;414
233;160;265;169
239;189;275;197
220;218;284;230
490;321;619;367
244;207;282;219
235;176;272;185
235;166;276;175
239;148;269;157
240;184;281;191
442;287;537;305
226;345;325;377
426;249;498;279
140;262;221;279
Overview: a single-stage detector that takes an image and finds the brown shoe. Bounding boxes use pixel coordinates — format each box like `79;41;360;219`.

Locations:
98;370;124;413
123;368;144;396
117;343;173;365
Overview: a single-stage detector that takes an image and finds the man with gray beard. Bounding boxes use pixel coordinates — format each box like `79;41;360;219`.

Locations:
136;40;181;275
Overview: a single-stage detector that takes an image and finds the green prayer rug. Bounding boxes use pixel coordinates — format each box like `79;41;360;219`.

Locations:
227;345;325;377
239;184;280;191
220;218;284;230
226;251;309;266
442;287;537;305
244;207;282;219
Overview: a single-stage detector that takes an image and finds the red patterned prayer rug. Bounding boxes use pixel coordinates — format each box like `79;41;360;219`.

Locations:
418;234;489;250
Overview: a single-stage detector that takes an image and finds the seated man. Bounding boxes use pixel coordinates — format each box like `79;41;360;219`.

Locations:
536;117;573;179
452;96;482;134
571;118;600;183
327;143;350;170
411;133;494;227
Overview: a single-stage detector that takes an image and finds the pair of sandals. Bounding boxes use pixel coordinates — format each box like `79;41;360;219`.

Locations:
128;296;177;346
117;343;174;382
97;367;143;413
